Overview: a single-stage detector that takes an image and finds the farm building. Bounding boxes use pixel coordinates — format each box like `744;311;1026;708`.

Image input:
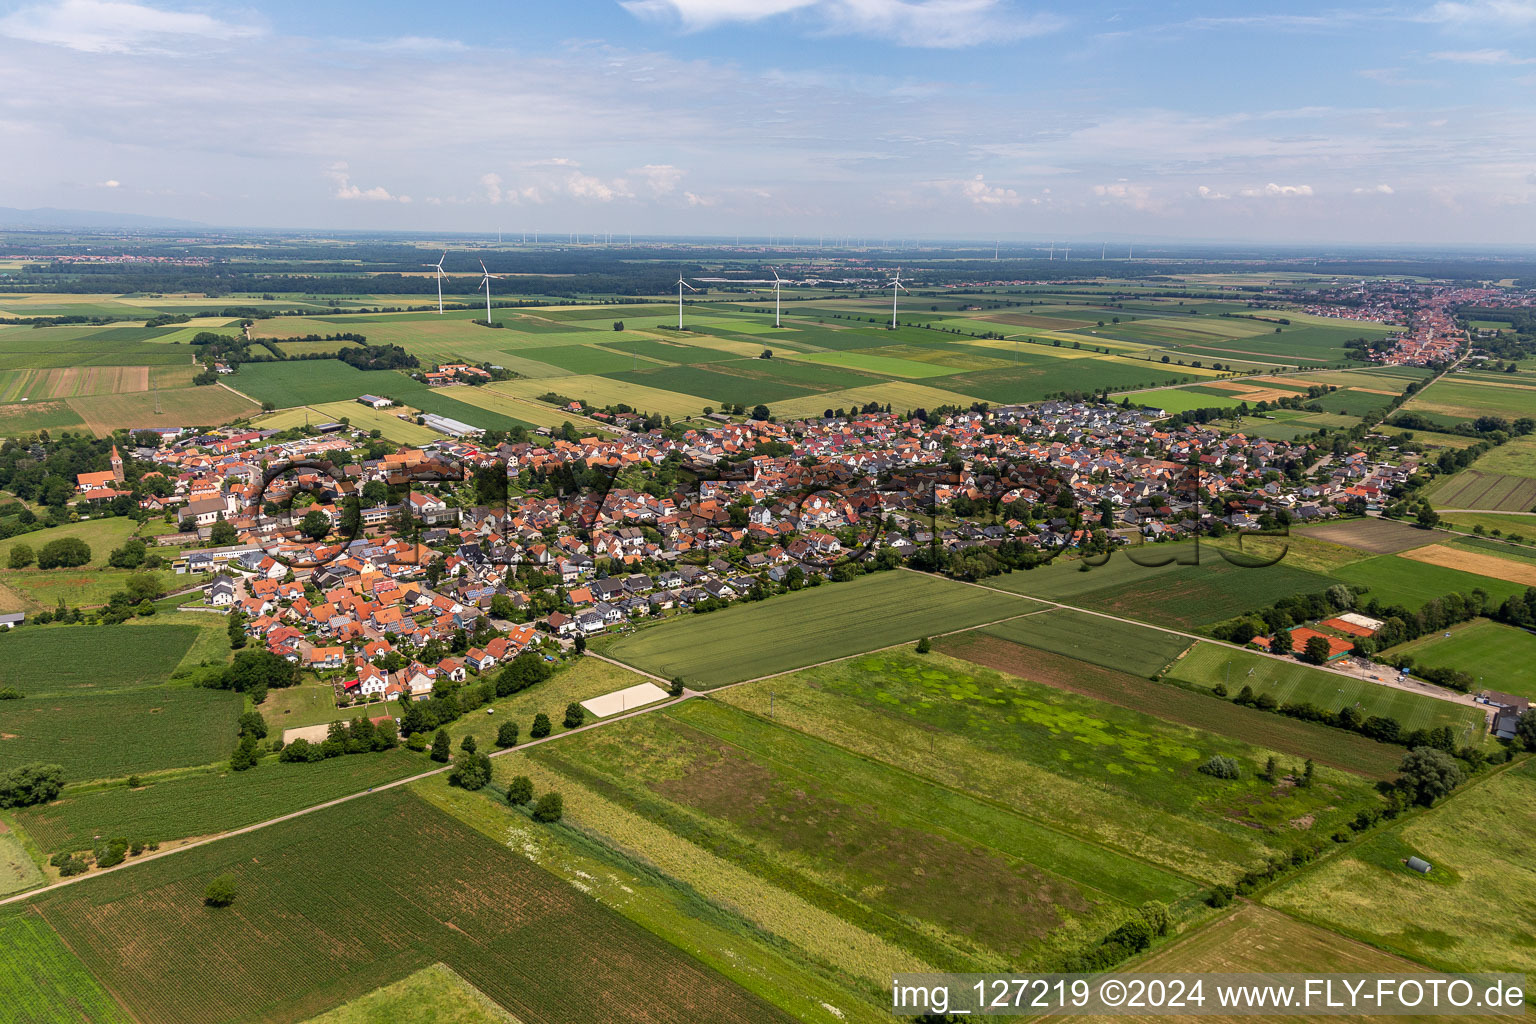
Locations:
357;394;393;409
421;413;483;437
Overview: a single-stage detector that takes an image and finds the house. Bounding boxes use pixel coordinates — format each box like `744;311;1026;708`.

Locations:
463;647;497;673
185;494;234;526
1493;707;1523;741
0;612;23;629
208;577;237;607
306;645;345;670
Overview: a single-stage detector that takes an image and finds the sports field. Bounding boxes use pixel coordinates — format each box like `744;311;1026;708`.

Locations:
596;570;1037;687
1166;643;1488;742
716;649;1382;884
1386;619;1536;699
939;633;1403;777
1266;759;1536;973
27;789;789;1024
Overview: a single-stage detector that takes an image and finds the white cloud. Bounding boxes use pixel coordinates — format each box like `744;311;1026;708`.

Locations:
1238;182;1315;198
1196;185;1229;200
929;174;1021;206
1422;0;1536;26
632;163;686;196
1091;181;1161;211
622;0;1065;48
0;0;262;54
324;162;410;203
564;170;635;202
684;190;717;206
1429;48;1535;63
1353;183;1396;194
96;178;121;188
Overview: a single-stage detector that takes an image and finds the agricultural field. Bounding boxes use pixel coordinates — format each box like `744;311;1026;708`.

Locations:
1297;517;1436;554
0;567;176;613
595;570;1036;687
66;385;260;434
0;909;131;1024
1438;510;1536;538
1425;470;1536;513
14;748;422;854
1330;552;1529;610
1166;643;1489;743
27;788;790;1024
974;607;1192;677
1386;619;1536;699
1266;758;1536;973
303;964;519;1024
0;827;44;897
230;359;407;407
1399;542;1536;586
768;380;982;420
0;686;240;780
938;633;1403;777
491;374;705;418
531;697;1196;974
1404;376;1536;423
0;623;200;694
714;649;1383;885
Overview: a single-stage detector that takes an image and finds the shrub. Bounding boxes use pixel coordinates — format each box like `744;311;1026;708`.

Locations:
915;636;932;654
0;688;22;700
563;702;585;729
530;713;551;739
37;537;91;569
532;792;564;822
1197;755;1241;780
430;729;452;763
1206;884;1234;907
496;721;519;748
7;544;34;569
506;775;534;805
93;837;129;869
0;763;65;808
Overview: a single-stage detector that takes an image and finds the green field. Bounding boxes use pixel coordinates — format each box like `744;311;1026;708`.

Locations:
27;789;789;1024
1167;643;1489;743
714;649;1383;885
447;656;650;751
975;607;1192;677
1405;377;1536;422
1438;511;1536;539
303;964;519;1024
228;359;405;406
0;909;131;1024
0;624;200;694
1266;758;1536;973
531;697;1196;973
0;686;240;780
596;571;1037;687
1331;553;1529;609
1425;469;1536;513
1387;619;1536;700
14;748;423;853
0;516;144;569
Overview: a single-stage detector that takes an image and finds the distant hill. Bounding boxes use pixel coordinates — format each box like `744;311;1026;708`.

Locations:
0;206;206;230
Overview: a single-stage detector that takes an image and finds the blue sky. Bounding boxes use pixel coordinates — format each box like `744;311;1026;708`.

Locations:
0;0;1533;242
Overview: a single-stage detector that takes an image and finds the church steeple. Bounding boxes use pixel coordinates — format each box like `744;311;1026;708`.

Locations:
110;444;124;482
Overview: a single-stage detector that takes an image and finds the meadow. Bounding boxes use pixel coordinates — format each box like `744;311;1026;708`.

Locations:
0;829;44;897
0;686;240;780
1265;758;1536;973
938;633;1403;777
29;789;790;1024
0;623;200;694
447;656;650;751
0;515;145;568
1404;376;1536;422
1166;643;1489;742
714;649;1384;885
531;697;1196;973
67;385;259;434
1386;619;1536;699
302;964;517;1024
595;570;1036;687
1330;553;1529;609
14;748;423;853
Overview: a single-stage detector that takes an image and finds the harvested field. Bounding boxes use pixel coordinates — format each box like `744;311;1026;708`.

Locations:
67;386;259;435
1399;542;1536;586
1298;518;1438;554
1425;469;1536;513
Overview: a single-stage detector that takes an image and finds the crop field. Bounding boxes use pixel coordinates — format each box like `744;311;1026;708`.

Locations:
1167;643;1488;742
1297;517;1437;554
0;909;131;1024
0;623;199;694
0;398;87;433
307;400;444;444
768;380;982;419
0;365;155;401
14;748;422;853
596;570;1036;687
67;386;260;435
431;385;613;435
939;356;1197;404
975;607;1192;677
0;827;44;896
714;649;1382;884
1386;619;1536;699
491;374;705;418
1266;759;1536;973
989;546;1335;630
938;633;1403;777
603;364;818;405
230;360;402;407
303;963;518;1024
0;686;240;780
0;324;198;371
1330;553;1529;609
1404;377;1536;422
1130;387;1242;413
532;697;1195;973
29;789;790;1024
1399;542;1536;586
1426;469;1536;512
1439;510;1536;537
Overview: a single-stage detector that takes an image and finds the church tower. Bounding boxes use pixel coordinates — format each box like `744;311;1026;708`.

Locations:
110;444;124;483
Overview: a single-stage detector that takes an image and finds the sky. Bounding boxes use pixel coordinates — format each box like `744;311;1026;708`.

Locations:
0;0;1534;243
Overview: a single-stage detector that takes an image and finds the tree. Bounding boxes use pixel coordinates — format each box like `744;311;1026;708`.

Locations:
430;728;452;763
203;874;238;907
298;509;331;541
750;404;770;421
564;702;585;729
1304;635;1332;665
0;763;64;808
108;538;147;568
496;721;519;748
669;676;685;697
7;543;34;569
506;774;534;805
238;711;268;740
1397;747;1466;806
612;320;624;331
915;636;932;654
1416;505;1441;529
530;712;551;738
1260;756;1277;782
37;537;91;569
573;634;586;654
1197;755;1241;779
449;751;491;790
532;792;564;822
495;651;553;697
1517;709;1536;751
209;515;237;546
1138;900;1170;937
223;649;299;698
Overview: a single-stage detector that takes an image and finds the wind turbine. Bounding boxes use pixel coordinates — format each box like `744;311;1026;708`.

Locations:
478;260;501;323
771;267;784;328
886;267;909;329
675;273;698;330
425;251;448;314
1049;241;1055;260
